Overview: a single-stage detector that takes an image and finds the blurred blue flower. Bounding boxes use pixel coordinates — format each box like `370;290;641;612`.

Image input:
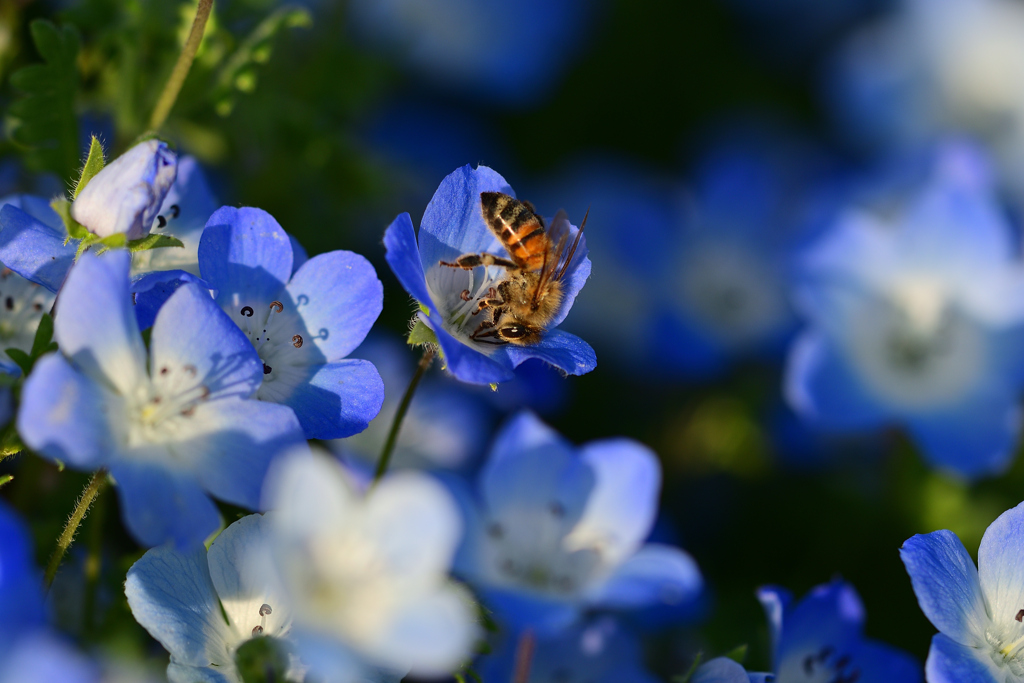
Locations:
262;450;476;681
453;410;702;633
333;334;491;473
185;206;385;440
901;500;1024;682
384;164;596;385
71;140;177;241
346;0;596;105
17;250;306;547
694;580;921;683
480;616;660;683
127;513;306;683
0;502;99;683
785;147;1024;479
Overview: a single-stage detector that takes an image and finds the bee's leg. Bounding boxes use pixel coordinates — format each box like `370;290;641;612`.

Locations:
439;253;518;270
472;297;504;316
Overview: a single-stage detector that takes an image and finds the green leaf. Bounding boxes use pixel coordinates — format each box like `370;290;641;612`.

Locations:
50;198;90;242
418;302;431;316
96;233;127;251
73;136;106;199
8;21;80;180
724;644;748;664
211;6;312;117
673;652;704;683
127;234;185;252
75;234;97;261
0;475;12;489
30;314;54;358
407;319;438;347
234;637;290;683
5;348;33;376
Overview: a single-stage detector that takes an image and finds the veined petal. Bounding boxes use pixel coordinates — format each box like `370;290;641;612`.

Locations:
570;439;660;565
925;633;1001;683
288;234;308;275
266;359;384;440
692;657;750;683
429;317;514;384
766;580;865;671
502;329;597;377
487;410;568;465
382;213;436;312
285;251;383;361
166;664;235;683
131;270;215;331
125;543;233;669
906;401;1021;481
587;544;702;611
0;204;74;293
150;283;263;401
54;250;147;396
979;501;1024;632
18;354;114;469
111;461;221;548
199;207;293;308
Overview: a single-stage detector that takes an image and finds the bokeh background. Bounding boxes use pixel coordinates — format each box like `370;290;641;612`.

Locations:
4;0;1024;678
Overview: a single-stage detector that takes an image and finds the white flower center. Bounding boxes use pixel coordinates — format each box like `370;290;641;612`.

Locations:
0;269;54;359
227;300;309;386
776;645;862;683
123;363;211;446
424;262;505;351
985;612;1024;678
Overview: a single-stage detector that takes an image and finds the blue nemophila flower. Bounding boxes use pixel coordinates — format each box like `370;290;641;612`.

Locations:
190;206;384;439
785;153;1024;479
126;514;310;683
693;580;921;683
384;164;596;385
17;250;306;547
480;616;661;683
453;410;702;633
261;450;477;681
0;502;99;683
901;500;1024;682
72;139;177;240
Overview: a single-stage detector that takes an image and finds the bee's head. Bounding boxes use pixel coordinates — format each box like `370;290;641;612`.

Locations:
497;320;542;345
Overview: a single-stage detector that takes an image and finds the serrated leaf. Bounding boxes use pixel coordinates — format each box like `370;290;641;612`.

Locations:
75;234;97;261
127;234;185;252
8;21;80;180
725;644;748;664
5;348;32;376
73;136;106;199
407;319;438;347
211;6;311;117
50;197;89;242
30;314;54;358
673;652;704;683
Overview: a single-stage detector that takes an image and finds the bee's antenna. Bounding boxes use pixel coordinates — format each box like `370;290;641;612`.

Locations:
557;206;588;282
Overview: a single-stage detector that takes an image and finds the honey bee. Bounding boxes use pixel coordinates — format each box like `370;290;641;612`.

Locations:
439;191;587;345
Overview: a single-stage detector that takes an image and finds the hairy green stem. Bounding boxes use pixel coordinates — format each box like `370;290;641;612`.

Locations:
373;347;434;483
45;468;108;589
149;0;214;131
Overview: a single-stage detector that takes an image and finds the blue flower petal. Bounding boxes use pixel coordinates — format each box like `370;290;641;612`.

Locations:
765;580;865;670
285;250;383;361
978;501;1024;632
0;502;44;635
417;164;513;268
847;640;923;683
289;233;308;275
54;250;148;396
111;461;221;548
189;398;307;511
925;633;1000;683
124;543;230;668
0;205;74;292
785;331;888;430
588;544;703;611
901;530;987;647
0;633;100;683
692;657;750;683
502;329;597;377
18;354;113;469
906;401;1021;480
476;585;579;635
275;359;384;439
429;318;513;384
131;269;214;330
198;207;293;307
150;282;263;401
756;585;792;662
166;664;234;683
383;213;437;311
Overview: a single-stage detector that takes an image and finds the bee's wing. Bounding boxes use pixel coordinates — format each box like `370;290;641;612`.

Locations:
552;208;587;282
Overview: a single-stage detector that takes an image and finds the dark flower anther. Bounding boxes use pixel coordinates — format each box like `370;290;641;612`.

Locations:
156;215;166;228
292;334;303;348
241;306;254;317
269;301;284;313
169;204;180;219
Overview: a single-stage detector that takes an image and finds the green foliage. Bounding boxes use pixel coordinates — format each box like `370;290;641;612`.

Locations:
5;312;58;377
235;636;291;683
407;318;439;347
724;644;748;664
51;198;91;242
8;20;81;180
73;136;106;198
0;474;12;488
127;233;185;252
674;652;704;683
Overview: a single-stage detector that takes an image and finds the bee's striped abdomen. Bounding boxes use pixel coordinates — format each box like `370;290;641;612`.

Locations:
481;191;551;271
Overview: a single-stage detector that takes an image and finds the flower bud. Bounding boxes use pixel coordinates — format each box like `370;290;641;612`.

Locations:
71;140;177;241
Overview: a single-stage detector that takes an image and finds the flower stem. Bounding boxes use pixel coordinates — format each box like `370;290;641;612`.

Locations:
512;630;536;683
44;468;108;589
149;0;214;131
373;347;434;483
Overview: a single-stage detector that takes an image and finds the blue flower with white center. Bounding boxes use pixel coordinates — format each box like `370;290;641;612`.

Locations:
900;500;1024;682
384;164;596;385
693;580;922;683
453;410;702;633
785;150;1024;479
183;206;384;440
0;501;99;683
480;617;661;683
126;513;316;683
16;250;306;547
261;450;477;681
71;140;177;241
